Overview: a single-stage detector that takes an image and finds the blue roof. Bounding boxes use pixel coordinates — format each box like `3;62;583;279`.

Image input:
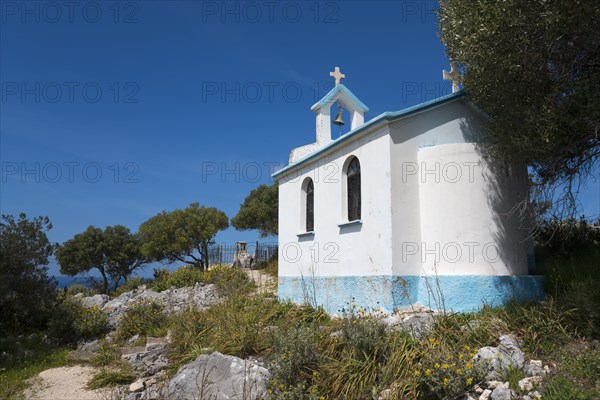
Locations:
310;84;370;112
273;90;467;179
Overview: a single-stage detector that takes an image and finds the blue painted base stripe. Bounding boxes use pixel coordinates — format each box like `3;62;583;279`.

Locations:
278;275;545;314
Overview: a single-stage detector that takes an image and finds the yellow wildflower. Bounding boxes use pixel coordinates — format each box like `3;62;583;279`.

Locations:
442;363;449;369
467;377;473;385
434;363;440;369
425;369;431;376
443;377;449;385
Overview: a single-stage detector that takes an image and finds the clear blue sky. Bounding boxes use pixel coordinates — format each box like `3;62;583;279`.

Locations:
1;1;598;277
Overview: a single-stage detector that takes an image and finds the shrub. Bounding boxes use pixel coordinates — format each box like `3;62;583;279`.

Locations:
87;366;135;389
414;337;486;400
337;303;388;356
151;266;205;292
259;258;278;278
92;342;121;367
65;283;96;297
73;305;107;339
168;295;327;369
268;325;322;388
47;296;107;343
559;279;600;339
203;264;255;297
116;299;167;341
0;214;58;336
112;276;148;297
316;304;394;399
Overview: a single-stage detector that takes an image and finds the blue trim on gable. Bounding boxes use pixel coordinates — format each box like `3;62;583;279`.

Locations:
273;90;467;179
310;84;370;112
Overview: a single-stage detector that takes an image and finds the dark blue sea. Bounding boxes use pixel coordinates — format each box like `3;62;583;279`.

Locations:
53;275;90;288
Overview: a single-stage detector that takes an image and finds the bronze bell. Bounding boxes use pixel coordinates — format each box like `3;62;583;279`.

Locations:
333;103;345;126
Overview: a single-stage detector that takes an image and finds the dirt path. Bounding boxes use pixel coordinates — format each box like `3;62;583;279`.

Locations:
245;269;277;295
23;365;116;400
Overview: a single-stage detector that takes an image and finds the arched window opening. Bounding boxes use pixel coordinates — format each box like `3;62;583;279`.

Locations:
306;180;314;231
347;157;361;221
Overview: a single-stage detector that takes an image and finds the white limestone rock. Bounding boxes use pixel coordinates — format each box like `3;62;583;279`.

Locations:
475;335;524;379
518;376;543;392
80;294;109;308
164;351;270;400
490;387;512;400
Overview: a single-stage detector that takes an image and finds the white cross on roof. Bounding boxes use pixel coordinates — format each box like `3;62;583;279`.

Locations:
329;66;346;86
443;61;461;93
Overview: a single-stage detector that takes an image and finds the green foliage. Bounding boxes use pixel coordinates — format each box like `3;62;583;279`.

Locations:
316;307;418;399
536;218;600;295
541;339;600;399
438;0;600;217
151;266;205;292
56;225;146;293
103;225;148;289
413;339;485;400
231;183;278;237
168;295;275;361
336;304;388;356
47;297;107;343
267;325;322;391
168;295;329;369
543;376;589;400
150;265;255;296
87;366;135;389
111;276;148;296
559;280;600;339
0;214;57;335
115;299;167;341
536;218;600;255
203;264;256;297
139;203;229;270
73;305;108;340
259;258;278;278
501;367;525;394
91;342;121;367
496;300;573;357
64;283;97;297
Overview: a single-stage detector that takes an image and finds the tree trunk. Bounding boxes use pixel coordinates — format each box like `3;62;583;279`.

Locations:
201;242;209;271
112;276;122;291
98;267;109;294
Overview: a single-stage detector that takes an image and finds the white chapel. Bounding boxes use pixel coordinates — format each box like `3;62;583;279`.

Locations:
272;66;544;313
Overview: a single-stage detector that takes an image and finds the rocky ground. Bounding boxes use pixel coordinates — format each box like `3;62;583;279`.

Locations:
21;276;552;400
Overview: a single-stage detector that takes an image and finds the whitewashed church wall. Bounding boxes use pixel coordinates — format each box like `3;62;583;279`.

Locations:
277;126;394;280
387;102;530;277
416;143;529;276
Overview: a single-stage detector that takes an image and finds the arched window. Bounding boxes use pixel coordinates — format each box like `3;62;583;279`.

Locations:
306;179;314;231
346;157;361;221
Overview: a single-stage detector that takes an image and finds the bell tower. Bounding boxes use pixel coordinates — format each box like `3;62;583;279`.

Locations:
288;67;370;163
311;66;369;147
